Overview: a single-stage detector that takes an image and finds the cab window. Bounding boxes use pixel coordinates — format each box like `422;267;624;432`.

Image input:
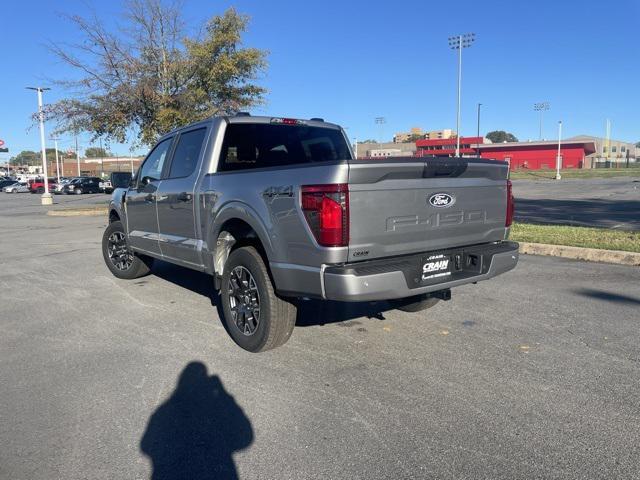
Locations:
168;128;207;178
138;137;173;185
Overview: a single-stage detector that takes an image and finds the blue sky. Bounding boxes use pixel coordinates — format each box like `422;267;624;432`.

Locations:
1;0;638;159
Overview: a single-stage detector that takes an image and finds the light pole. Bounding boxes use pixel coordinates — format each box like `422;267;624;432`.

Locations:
27;86;52;205
449;33;475;157
75;135;81;176
51;138;61;182
353;137;358;159
556;120;562;180
476;103;482;157
374;117;386;143
534;102;550;140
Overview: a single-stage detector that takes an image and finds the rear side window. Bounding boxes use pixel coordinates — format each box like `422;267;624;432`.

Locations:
218;123;351;172
168;128;207;178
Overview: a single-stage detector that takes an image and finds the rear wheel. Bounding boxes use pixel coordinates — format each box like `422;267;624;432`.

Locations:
102;221;153;279
220;246;296;352
393;294;440;313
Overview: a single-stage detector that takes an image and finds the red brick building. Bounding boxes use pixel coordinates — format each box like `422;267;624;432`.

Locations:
415;137;597;170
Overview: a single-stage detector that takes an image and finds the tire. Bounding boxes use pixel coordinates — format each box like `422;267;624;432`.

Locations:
102;221;153;279
393;294;440;313
220;246;296;352
75;188;83;195
36;187;44;194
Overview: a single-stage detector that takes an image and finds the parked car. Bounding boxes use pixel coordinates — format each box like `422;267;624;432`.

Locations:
103;115;518;352
64;177;102;194
3;182;29;193
0;179;18;190
28;178;58;194
53;178;73;194
99;179;113;193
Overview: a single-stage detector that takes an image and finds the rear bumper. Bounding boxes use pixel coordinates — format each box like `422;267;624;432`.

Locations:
322;241;519;302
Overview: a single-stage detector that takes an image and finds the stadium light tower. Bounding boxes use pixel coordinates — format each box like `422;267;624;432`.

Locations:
534;102;550;140
374;117;386;143
448;33;475;157
26;86;52;205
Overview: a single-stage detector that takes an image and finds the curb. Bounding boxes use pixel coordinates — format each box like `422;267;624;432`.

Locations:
47;207;108;217
519;242;640;266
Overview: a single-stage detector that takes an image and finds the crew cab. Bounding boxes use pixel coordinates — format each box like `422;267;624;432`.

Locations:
103;115;518;352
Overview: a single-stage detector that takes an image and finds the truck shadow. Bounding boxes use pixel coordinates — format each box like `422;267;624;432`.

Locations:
573;288;640;307
140;362;253;480
149;260;394;327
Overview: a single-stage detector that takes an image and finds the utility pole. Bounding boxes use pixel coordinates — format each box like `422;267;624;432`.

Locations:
354;137;358;159
449;33;475;157
534;102;550;140
476;103;482;157
75;136;81;176
26;86;52;205
556;120;562;180
99;137;104;178
52;138;61;182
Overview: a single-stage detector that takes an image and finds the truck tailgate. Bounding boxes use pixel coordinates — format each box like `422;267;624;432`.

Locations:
347;157;509;262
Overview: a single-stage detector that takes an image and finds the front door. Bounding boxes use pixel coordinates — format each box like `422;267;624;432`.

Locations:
156;127;208;266
125;137;174;256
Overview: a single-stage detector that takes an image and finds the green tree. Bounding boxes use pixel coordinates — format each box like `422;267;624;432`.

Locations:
45;1;268;147
85;147;110;158
11;149;64;166
407;133;424;142
486;131;518;143
11;150;39;166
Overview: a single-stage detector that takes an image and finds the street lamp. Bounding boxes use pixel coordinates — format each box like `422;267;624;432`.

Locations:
476;103;482;157
533;102;550;140
556;120;562;180
26;86;52;205
448;33;475;157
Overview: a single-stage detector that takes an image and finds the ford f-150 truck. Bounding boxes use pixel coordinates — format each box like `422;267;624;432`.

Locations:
103;115;518;352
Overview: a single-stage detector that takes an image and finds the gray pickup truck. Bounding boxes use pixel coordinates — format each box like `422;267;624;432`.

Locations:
102;115;518;352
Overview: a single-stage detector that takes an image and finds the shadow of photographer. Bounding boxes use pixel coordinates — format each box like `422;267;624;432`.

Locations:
140;362;253;479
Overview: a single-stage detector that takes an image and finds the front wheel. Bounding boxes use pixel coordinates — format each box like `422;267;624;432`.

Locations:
75;188;83;195
102;221;153;279
220;246;296;352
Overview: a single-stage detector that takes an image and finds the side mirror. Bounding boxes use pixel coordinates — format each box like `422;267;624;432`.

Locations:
111;172;133;189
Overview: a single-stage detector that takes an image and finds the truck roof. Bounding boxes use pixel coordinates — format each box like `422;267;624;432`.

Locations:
159;114;342;140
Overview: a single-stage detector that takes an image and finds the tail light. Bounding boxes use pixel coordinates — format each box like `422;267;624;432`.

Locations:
506;179;514;227
301;184;349;247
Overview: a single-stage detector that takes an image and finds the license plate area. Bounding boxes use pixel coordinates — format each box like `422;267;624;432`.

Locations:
420;253;453;284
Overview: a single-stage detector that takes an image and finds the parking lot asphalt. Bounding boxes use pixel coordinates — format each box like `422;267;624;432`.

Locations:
513;176;640;230
1;193;640;480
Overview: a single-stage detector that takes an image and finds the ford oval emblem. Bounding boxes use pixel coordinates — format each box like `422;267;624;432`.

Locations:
429;193;455;208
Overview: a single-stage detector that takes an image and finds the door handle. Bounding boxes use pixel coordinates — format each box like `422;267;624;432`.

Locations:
177;192;192;202
144;193;155;202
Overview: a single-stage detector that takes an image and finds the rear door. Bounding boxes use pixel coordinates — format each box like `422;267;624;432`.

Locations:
347;157;509;262
156;126;209;266
125;137;174;256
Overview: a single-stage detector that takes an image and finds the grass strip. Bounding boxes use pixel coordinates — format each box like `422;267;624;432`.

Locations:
510;222;640;253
